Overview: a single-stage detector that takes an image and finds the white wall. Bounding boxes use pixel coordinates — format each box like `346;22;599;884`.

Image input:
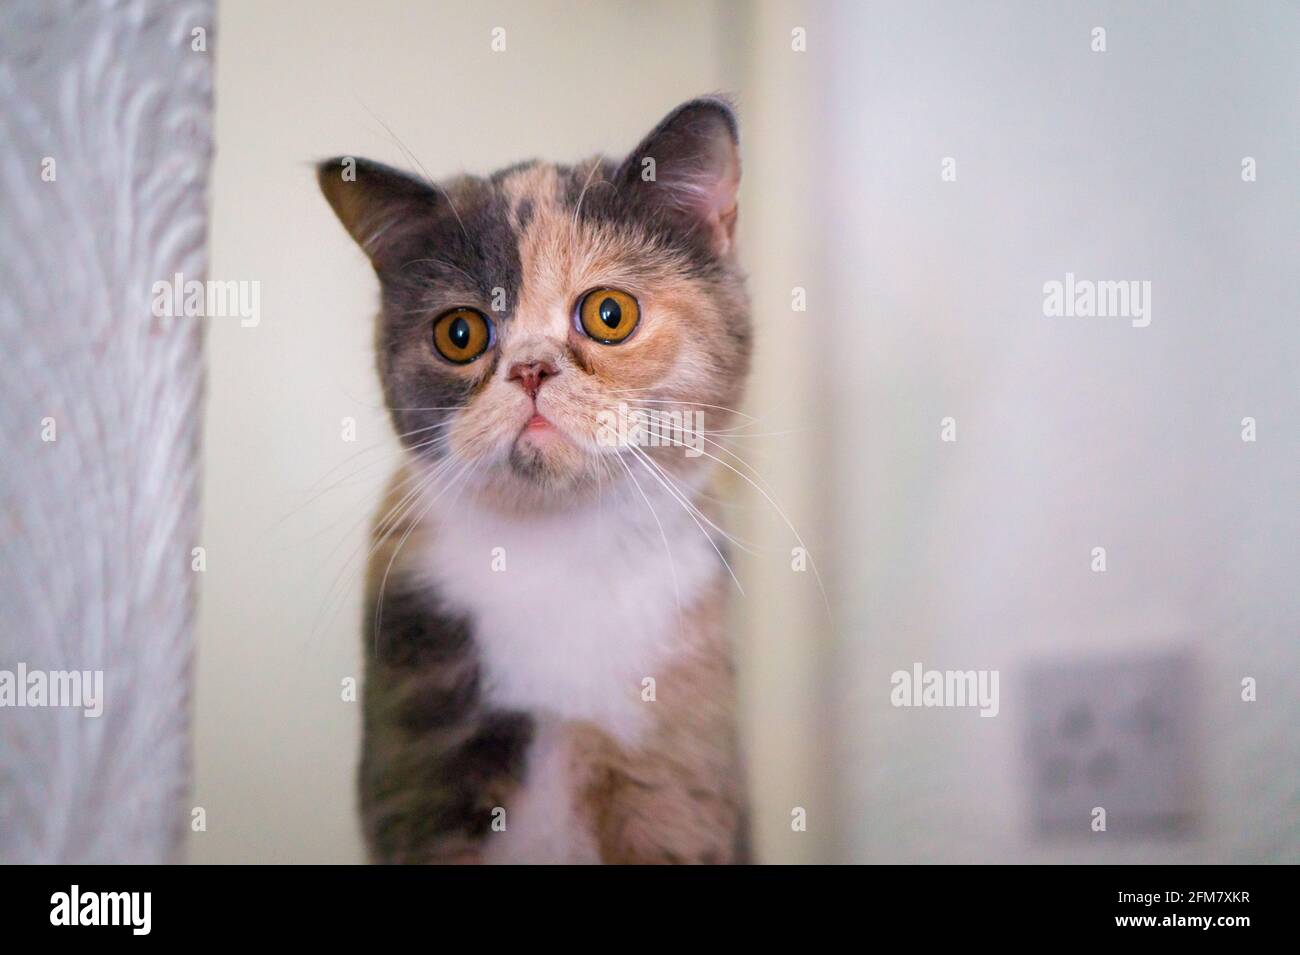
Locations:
822;1;1299;863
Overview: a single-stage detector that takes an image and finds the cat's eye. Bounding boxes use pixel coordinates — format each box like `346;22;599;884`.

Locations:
432;308;493;364
576;288;640;344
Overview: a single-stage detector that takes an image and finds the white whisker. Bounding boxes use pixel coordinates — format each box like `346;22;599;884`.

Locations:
631;436;833;621
611;447;684;637
625;444;746;595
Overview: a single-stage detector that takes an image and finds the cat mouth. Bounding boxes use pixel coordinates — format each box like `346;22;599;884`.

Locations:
515;399;572;439
513;409;569;448
507;415;574;482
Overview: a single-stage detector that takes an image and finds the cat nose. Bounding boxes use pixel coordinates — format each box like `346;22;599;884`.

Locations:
506;359;558;398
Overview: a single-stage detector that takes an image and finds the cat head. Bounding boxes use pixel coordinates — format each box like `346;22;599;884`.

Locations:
318;97;750;514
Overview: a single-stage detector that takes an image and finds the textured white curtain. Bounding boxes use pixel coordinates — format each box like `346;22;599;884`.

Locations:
0;0;213;863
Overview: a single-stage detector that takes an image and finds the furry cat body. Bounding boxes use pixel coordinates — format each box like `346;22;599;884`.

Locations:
320;99;750;864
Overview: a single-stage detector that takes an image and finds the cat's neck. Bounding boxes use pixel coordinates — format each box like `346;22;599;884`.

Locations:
409;467;727;747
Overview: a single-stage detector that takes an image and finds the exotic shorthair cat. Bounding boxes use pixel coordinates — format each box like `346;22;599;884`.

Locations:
317;97;750;864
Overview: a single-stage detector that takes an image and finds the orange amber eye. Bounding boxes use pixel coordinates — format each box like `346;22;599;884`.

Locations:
432;308;493;364
577;288;640;344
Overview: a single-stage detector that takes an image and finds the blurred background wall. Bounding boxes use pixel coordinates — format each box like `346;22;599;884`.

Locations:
822;1;1298;862
194;0;1297;863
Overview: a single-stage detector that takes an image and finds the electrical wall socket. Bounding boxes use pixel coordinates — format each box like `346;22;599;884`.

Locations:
1024;650;1198;838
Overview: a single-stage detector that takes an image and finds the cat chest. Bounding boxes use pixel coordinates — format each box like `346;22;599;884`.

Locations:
415;502;717;747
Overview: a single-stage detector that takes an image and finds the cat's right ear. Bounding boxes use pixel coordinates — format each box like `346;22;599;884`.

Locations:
316;157;439;272
618;97;741;257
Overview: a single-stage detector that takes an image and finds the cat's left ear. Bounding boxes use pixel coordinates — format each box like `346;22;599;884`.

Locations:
316;156;440;274
619;97;741;257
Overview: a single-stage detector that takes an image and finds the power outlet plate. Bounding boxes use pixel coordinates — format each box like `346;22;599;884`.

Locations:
1024;650;1198;838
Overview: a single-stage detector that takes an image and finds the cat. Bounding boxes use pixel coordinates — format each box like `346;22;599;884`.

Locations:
318;97;751;864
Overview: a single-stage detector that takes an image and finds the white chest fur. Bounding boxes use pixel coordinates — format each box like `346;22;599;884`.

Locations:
415;479;720;748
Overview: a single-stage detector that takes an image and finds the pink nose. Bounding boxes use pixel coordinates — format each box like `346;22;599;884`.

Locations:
506;359;558;398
